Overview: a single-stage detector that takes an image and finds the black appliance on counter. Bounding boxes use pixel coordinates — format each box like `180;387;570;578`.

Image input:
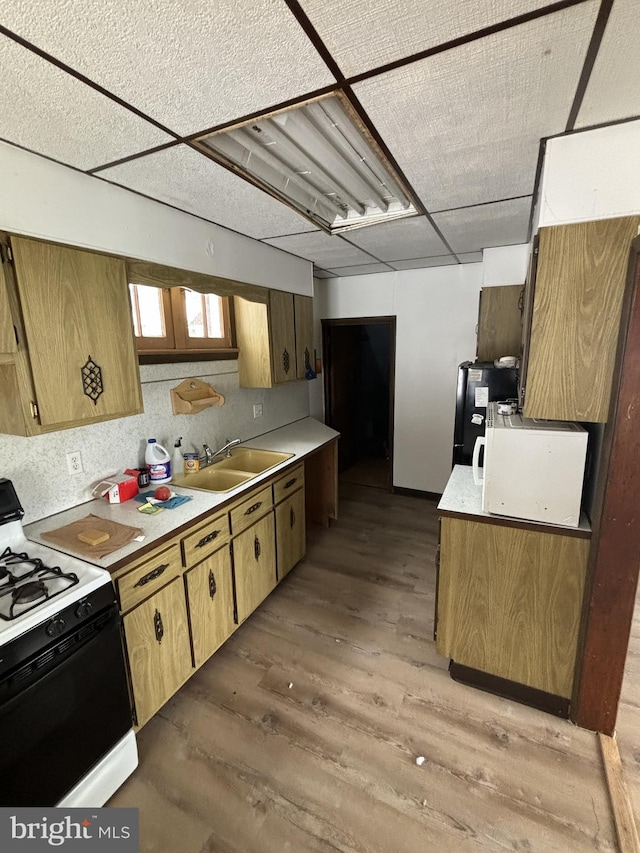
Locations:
452;360;518;466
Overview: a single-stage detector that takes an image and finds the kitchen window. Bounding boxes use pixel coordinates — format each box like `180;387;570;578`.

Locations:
129;284;235;360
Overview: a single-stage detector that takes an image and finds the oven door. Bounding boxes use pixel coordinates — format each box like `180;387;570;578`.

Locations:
0;603;132;806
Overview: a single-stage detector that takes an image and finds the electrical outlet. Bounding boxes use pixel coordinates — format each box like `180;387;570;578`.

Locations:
253;403;263;419
66;451;83;475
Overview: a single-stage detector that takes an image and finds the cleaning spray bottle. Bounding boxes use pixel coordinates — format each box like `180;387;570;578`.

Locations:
172;437;184;478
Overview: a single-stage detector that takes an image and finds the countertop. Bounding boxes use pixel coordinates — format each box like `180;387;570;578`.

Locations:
25;417;339;571
438;465;591;538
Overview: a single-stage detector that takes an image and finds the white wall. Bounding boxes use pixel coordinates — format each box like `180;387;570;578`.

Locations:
314;264;483;494
482;244;529;286
0;141;312;295
0;360;310;524
538;119;640;228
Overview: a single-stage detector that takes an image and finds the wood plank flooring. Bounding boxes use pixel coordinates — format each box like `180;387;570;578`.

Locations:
109;483;618;852
614;580;640;831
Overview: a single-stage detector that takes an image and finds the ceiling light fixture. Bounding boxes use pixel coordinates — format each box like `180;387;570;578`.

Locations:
194;93;418;234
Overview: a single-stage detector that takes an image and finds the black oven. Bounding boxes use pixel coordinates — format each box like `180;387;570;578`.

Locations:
1;583;132;806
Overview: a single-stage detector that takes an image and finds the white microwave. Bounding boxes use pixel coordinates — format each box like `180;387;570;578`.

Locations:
472;404;588;527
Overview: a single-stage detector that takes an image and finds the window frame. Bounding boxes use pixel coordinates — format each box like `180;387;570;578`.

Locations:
129;283;236;361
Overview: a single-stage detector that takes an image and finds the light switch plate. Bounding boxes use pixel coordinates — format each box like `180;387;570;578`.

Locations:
253;404;263;418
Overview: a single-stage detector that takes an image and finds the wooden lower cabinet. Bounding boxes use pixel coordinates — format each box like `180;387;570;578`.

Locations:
233;512;277;624
122;577;193;728
436;517;589;698
185;545;236;668
275;488;305;580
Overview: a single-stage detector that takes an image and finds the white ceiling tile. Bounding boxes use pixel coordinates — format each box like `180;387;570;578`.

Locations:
457;252;484;264
299;0;554;77
354;2;598;211
264;231;375;268
576;0;640;128
389;255;457;270
99;145;315;238
313;269;335;279
433;198;531;254
327;263;392;276
343;216;448;260
1;0;335;137
0;36;171;169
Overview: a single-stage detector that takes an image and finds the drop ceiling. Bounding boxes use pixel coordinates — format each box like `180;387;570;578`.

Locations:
1;0;638;278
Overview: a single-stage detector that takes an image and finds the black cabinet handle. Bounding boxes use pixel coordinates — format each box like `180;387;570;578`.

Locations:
304;347;310;371
254;536;261;561
196;530;220;548
153;609;164;644
284;477;297;489
244;501;262;516
290;506;295;529
283;348;290;374
208;570;217;599
134;563;169;587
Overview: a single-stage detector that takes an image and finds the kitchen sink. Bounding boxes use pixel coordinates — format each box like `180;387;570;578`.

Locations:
173;448;293;492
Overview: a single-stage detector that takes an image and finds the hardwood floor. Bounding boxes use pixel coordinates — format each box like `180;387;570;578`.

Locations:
614;582;640;830
109;483;618;852
339;457;390;490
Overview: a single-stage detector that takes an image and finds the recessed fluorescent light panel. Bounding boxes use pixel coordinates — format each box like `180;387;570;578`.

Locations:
195;93;418;234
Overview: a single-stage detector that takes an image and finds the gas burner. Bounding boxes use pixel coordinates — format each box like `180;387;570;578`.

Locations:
13;581;47;605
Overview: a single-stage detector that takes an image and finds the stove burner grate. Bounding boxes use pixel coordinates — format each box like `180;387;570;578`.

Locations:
0;546;79;621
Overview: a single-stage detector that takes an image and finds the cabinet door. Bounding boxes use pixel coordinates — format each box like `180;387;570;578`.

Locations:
436;517;588;698
233;512;277;624
123;577;192;728
524;217;640;422
294;294;314;380
476;285;523;362
0;259;16;354
269;290;296;384
10;236;142;427
275;488;305;580
185;545;236;668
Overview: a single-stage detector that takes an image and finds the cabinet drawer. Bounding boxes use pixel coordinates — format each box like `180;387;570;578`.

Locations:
117;543;182;613
273;464;304;505
230;485;273;535
181;511;230;568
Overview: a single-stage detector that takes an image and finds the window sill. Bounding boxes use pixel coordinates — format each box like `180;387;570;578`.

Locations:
137;348;239;365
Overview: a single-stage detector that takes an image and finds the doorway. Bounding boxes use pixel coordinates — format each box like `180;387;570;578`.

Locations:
322;317;395;491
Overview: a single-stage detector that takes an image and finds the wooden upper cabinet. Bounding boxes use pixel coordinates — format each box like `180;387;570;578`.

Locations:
234;290;311;388
524;216;640;422
476;284;523;362
269;290;296;384
0;260;16;355
294;294;314;380
7;236;142;432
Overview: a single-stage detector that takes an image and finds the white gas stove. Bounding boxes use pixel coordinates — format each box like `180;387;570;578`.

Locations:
0;478;137;807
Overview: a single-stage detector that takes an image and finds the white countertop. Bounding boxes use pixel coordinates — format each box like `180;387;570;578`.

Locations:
438;465;591;535
25;417;338;571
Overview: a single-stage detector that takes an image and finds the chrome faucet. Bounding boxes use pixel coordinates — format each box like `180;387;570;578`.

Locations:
199;438;241;468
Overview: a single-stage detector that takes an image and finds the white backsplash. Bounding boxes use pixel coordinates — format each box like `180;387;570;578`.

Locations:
0;360;313;523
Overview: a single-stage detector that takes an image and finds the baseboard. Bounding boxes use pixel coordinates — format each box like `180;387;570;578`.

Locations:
449;661;570;718
392;486;442;501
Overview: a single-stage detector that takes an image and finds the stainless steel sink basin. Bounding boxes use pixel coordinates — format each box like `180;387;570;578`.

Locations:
173;447;293;492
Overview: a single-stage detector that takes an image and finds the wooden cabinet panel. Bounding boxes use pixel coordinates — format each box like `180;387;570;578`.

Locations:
305;439;338;526
0;259;16;354
229;484;273;535
116;543;182;614
181;511;230;568
10;236;142;427
294;294;313;380
270;290;296;384
436;517;588;698
524;217;640;422
234;512;277;624
275;488;305;580
476;284;523;362
273;464;304;505
185;545;236;668
123;577;193;727
234;296;272;388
